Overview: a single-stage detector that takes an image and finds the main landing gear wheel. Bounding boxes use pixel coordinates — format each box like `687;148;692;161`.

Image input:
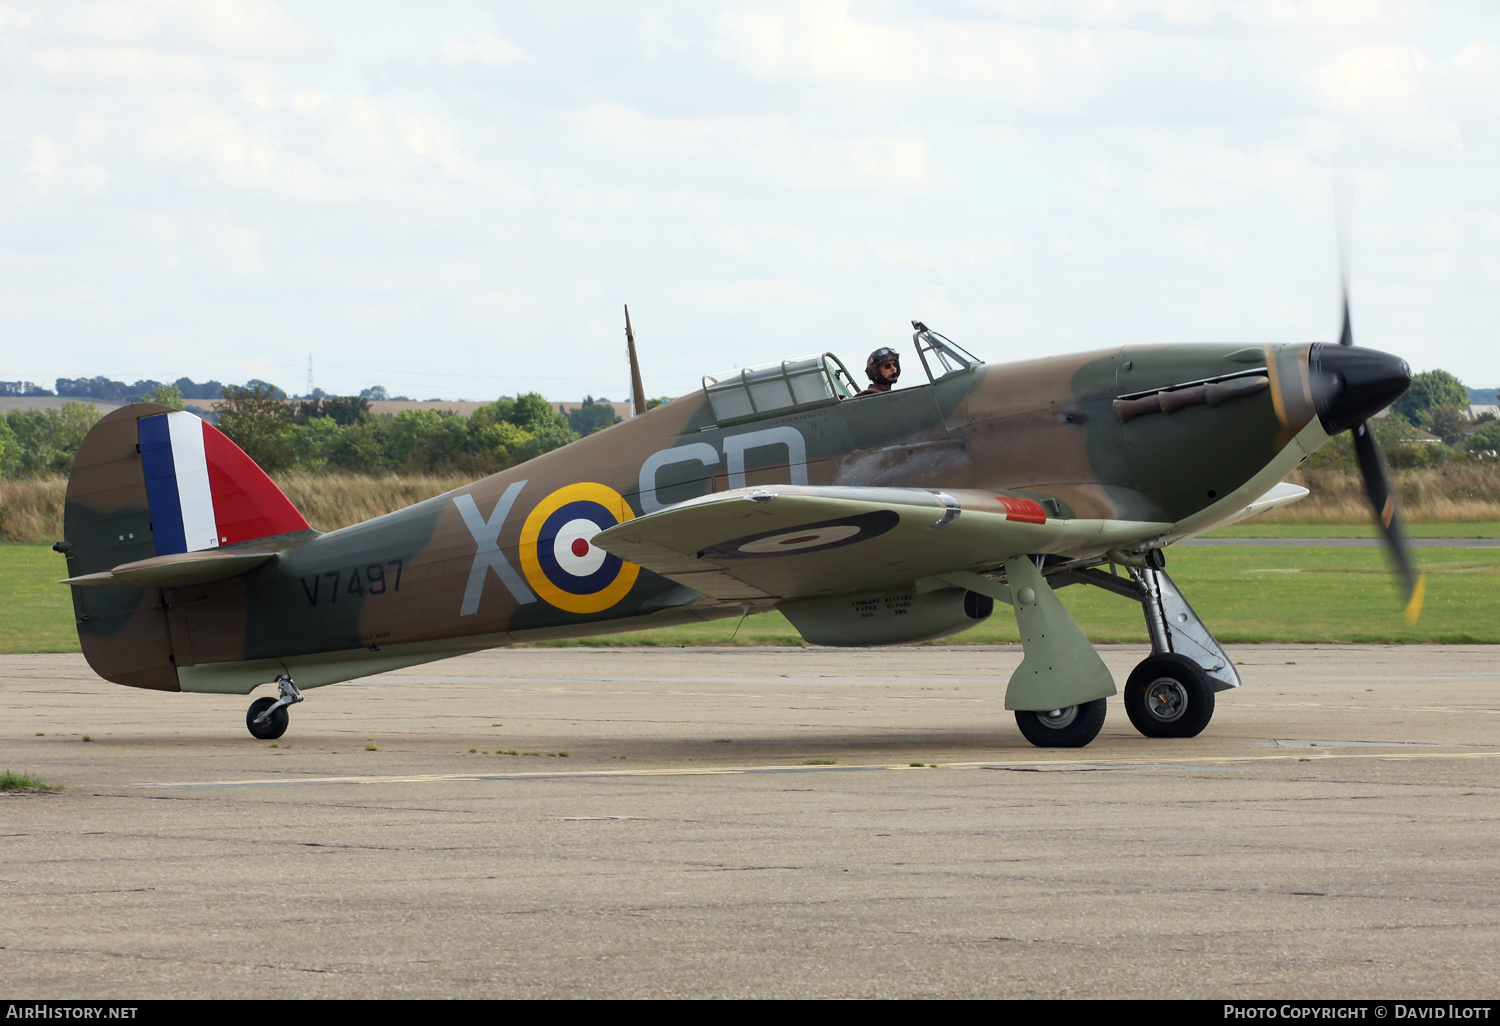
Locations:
1014;698;1108;748
246;697;289;740
1125;653;1215;738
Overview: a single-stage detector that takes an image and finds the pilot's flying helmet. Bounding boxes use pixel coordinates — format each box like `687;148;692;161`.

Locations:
865;347;901;384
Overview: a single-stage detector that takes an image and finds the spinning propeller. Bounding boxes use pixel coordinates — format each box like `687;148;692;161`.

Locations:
1308;283;1425;624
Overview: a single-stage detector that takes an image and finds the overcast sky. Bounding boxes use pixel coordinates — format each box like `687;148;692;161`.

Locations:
3;0;1498;402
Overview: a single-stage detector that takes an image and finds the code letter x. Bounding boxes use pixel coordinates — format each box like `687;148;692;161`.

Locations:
454;482;536;616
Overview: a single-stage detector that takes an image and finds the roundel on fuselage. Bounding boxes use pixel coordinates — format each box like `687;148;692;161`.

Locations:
519;482;640;614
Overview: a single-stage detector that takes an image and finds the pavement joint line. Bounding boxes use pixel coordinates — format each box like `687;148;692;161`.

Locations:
113;746;1500;788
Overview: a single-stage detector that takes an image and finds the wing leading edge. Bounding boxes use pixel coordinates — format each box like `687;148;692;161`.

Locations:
593;485;1174;602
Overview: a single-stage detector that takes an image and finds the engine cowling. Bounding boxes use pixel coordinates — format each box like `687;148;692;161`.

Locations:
780;586;994;647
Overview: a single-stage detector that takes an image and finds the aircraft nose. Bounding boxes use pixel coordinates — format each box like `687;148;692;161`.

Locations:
1308;343;1412;435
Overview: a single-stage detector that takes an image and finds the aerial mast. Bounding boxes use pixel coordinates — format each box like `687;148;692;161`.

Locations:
623;305;647;417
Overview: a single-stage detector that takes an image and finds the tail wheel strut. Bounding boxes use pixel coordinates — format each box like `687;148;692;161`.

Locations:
246;674;303;740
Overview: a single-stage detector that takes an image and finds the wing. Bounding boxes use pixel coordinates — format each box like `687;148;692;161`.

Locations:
594;485;1173;602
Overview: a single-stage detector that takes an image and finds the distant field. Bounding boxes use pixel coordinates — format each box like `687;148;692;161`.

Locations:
1203;521;1500;538
561;544;1500;647
1;545;77;653
7;540;1498;656
7;464;1500;545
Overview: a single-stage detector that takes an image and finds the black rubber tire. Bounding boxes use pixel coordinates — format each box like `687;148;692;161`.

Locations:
1014;698;1108;748
1124;653;1215;739
246;696;289;740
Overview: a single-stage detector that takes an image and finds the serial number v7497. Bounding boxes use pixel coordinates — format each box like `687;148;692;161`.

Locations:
299;559;404;607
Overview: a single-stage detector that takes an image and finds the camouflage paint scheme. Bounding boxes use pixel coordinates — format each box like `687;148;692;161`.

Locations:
61;339;1331;698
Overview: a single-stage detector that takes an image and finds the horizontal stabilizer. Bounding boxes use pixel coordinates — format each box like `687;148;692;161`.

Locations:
61;549;277;588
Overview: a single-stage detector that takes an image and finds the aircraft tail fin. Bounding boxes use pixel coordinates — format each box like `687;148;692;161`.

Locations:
59;404;312;691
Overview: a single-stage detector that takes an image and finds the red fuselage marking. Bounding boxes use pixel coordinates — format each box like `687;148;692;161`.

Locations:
996;496;1047;524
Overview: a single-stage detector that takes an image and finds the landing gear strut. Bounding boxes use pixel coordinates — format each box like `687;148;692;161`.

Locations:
246;674;303;740
1047;557;1239;741
1125;563;1229;739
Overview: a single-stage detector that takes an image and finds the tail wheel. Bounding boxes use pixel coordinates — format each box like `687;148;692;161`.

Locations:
1125;653;1215;738
246;696;290;740
1014;698;1107;748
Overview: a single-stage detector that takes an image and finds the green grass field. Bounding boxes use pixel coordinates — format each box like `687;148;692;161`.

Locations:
1204;521;1500;538
1;544;79;654
7;539;1498;654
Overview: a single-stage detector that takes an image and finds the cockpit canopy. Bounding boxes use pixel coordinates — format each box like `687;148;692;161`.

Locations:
700;324;983;427
702;354;857;426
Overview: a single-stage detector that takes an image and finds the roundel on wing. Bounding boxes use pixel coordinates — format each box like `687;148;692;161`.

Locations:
519;483;640;614
697;510;900;560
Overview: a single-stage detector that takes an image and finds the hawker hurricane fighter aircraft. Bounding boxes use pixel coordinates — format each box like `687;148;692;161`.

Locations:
57;309;1415;747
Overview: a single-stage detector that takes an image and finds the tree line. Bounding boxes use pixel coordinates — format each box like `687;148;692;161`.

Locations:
0;385;630;478
3;366;1491;480
213;385;592;476
3;376;266;401
1299;369;1499;470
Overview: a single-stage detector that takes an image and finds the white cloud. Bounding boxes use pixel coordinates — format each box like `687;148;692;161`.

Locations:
21;134;109;194
436;31;529;67
15;0;322;58
1133;135;1327;209
715;2;1134;112
578;102;934;194
673;275;830;315
96;68;484;202
1308;34;1500;152
1312;45;1436;119
1436;38;1500;119
23;135;60;182
25;45;214;87
0;0;1496;391
132;213;267;277
968;0;1418;31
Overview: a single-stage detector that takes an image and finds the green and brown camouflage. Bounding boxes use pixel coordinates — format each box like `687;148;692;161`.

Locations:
57;326;1411;745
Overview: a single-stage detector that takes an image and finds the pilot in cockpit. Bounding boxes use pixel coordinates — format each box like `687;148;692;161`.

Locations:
855;347;901;397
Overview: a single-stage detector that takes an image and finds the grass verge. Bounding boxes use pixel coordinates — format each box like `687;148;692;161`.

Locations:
1;770;62;792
